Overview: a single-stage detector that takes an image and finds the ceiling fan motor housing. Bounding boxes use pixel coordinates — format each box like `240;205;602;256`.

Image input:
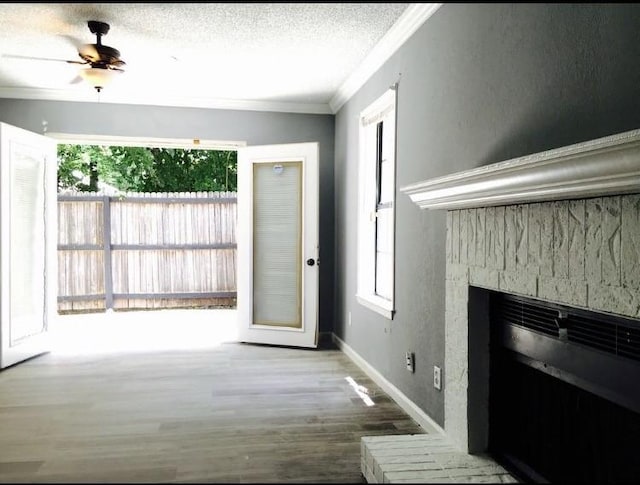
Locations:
80;21;125;67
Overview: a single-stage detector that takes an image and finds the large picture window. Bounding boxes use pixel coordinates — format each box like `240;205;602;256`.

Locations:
356;87;396;319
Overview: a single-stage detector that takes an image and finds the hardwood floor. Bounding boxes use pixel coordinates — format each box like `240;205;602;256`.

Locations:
0;318;425;483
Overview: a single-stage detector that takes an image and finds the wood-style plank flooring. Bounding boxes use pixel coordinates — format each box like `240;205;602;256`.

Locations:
0;312;425;483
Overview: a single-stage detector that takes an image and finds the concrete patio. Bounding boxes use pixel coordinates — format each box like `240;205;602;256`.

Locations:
50;308;239;356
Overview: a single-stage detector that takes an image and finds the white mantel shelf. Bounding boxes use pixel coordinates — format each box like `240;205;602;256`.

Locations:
401;129;640;210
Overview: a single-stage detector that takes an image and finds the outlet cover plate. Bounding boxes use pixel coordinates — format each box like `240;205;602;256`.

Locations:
405;352;414;373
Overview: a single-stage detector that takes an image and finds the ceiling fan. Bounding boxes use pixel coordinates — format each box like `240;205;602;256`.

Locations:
73;20;126;92
76;21;125;68
4;20;126;93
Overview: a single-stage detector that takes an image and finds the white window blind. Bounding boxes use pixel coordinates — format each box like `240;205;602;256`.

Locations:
252;161;302;328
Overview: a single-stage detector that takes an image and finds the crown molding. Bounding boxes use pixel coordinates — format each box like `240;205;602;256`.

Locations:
0;87;333;115
329;3;442;114
401;129;640;211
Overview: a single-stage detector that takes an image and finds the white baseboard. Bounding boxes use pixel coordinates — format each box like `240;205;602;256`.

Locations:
332;333;445;436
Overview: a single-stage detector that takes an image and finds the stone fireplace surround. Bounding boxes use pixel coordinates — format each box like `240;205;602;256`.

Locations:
401;128;640;454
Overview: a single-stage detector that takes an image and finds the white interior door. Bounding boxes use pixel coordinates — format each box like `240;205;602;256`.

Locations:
0;122;57;369
237;142;319;348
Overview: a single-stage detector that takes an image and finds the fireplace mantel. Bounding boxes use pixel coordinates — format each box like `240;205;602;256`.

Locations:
401;129;640;210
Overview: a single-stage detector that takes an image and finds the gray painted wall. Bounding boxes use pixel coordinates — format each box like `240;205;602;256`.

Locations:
333;3;640;427
0;99;335;332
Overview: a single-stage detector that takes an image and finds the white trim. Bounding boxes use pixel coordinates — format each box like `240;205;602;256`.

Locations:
401;128;640;211
356;294;394;320
332;332;445;437
0;87;333;115
329;3;442;114
47;132;246;151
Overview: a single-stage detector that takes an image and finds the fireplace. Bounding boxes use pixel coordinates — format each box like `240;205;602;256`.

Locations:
488;290;640;482
400;128;640;475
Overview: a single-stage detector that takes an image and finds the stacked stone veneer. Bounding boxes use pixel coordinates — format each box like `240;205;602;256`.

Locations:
445;193;640;452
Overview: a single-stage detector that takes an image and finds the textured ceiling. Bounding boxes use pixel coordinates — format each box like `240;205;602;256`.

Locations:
0;3;413;112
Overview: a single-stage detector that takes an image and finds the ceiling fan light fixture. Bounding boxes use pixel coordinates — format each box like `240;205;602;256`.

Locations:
78;66;122;92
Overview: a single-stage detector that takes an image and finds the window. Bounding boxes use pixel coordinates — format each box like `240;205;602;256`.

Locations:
356;87;396;319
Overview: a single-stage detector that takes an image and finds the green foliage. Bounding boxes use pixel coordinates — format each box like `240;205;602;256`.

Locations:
144;148;237;192
98;146;155;192
57;144;99;192
57;144;238;193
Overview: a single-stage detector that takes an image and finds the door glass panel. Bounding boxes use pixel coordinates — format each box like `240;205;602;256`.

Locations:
252;161;302;328
10;142;46;343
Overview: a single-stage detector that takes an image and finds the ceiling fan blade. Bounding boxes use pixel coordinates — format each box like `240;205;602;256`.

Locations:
60;34;84;49
79;44;100;63
2;54;82;64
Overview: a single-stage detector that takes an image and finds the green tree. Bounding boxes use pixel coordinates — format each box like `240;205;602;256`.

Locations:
144;148;237;192
57;144;237;193
57;144;105;192
98;146;155;192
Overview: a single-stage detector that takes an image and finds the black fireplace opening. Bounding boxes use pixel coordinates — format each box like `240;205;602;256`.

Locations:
488;292;640;484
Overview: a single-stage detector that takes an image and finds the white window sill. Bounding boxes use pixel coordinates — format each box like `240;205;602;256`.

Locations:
357;294;394;320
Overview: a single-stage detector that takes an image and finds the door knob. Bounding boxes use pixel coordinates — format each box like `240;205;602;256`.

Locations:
306;258;315;266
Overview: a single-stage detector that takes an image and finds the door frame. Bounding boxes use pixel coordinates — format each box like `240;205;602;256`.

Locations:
36;134;320;349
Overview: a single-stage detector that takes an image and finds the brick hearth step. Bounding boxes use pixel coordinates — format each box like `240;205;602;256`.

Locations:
361;433;519;483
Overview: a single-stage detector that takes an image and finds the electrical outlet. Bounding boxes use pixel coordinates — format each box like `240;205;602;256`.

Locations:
433;365;441;390
405;351;414;373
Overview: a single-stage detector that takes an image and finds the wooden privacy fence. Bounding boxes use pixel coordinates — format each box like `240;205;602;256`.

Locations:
57;191;237;312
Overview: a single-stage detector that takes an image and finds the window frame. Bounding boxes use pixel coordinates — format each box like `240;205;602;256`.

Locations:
356;87;397;319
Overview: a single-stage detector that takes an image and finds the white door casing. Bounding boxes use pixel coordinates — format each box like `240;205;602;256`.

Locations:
237;142;319;348
0;122;57;369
